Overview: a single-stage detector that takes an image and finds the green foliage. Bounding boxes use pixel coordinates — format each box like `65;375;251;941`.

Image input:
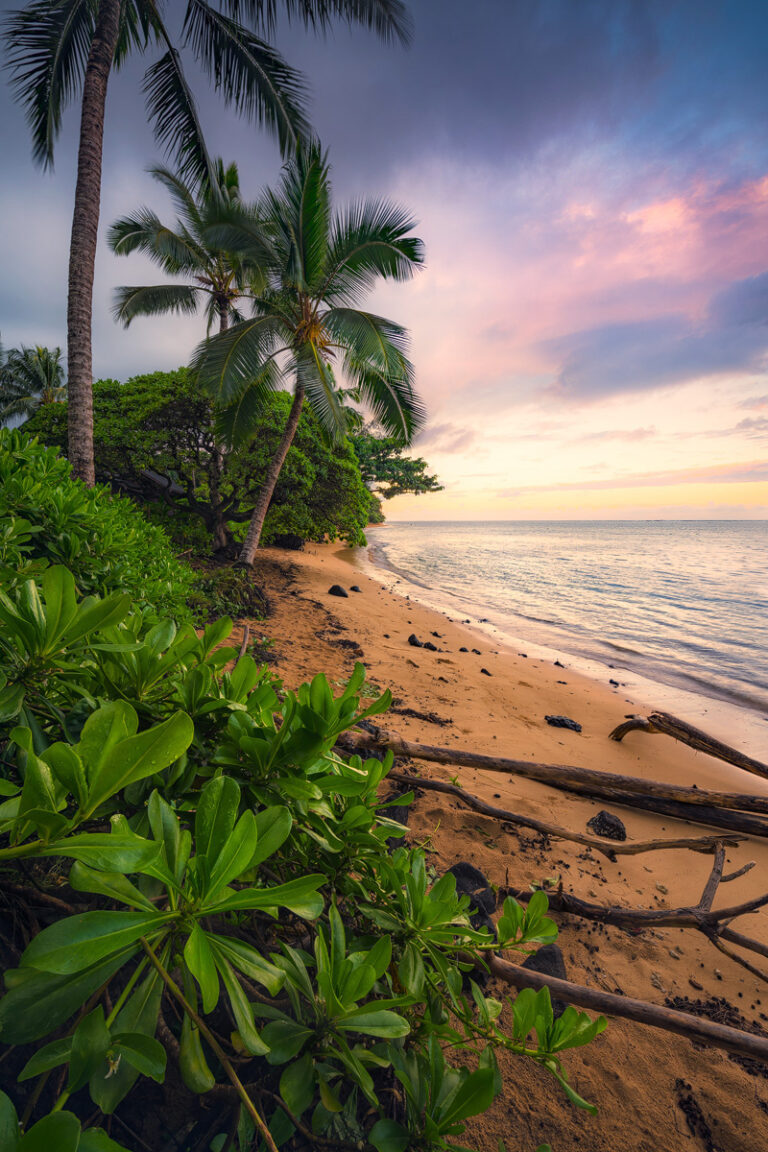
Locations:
0;428;195;618
28;372;373;550
0;343;66;424
0;560;606;1148
351;427;443;501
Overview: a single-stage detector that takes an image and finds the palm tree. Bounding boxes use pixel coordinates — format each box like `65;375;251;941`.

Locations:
0;343;66;424
192;144;425;566
108;159;261;335
3;0;411;487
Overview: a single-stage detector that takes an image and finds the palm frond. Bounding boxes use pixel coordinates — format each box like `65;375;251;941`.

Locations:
115;0;154;67
295;342;346;441
222;0;411;45
267;143;330;290
147;164;204;231
143;40;215;189
190;313;286;407
108;208;208;273
4;0;94;168
183;0;310;157
342;355;423;443
112;283;201;326
214;358;281;446
323;307;410;361
322;198;424;303
199;202;277;269
327;314;420;442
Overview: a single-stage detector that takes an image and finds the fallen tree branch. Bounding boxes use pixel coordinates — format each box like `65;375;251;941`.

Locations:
487;953;768;1063
609;710;768;782
387;770;736;859
340;727;768;839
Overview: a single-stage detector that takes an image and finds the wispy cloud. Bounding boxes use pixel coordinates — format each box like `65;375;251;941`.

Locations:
499;459;768;496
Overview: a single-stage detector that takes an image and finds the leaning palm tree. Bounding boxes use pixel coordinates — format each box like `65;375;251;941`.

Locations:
192;145;425;566
3;0;411;486
108;159;263;334
0;344;66;424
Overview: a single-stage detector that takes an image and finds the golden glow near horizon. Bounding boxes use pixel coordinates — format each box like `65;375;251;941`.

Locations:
367;161;768;522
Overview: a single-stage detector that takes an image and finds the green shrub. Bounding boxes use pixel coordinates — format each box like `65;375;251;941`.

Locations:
0;563;606;1150
28;371;373;552
0;427;196;619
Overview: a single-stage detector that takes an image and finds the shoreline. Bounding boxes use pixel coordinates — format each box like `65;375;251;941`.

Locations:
250;541;768;1151
358;531;768;760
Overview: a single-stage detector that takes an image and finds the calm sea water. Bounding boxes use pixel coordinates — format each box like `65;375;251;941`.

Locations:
365;521;768;719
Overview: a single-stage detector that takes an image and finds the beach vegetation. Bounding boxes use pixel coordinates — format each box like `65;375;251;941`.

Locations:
191;143;425;565
0;341;66;424
3;0;410;486
0;429;606;1149
27;371;374;551
350;427;442;522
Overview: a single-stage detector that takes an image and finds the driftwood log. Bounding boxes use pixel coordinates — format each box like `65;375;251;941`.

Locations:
610;710;768;782
341;727;768;839
503;844;768;983
387;770;736;859
488;954;768;1062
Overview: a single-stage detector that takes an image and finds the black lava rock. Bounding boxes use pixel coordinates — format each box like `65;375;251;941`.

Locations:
554;660;564;668
448;862;496;936
350;585;362;593
587;810;627;841
522;944;568;1018
328;585;348;597
471;648;482;655
381;794;411;851
545;714;582;733
407;634;423;647
423;641;438;651
480;668;492;676
459;646;469;653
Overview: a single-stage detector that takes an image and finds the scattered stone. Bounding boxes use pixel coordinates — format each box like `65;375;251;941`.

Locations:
328;585;348;597
554;660;564;668
448;862;496;938
651;971;666;993
407;634;423;647
480;668;492;676
431;631;443;638
522;944;568;1018
656;883;669;895
609;678;619;687
586;810;627;841
459;646;469;652
471;648;482;655
479;617;489;623
689;977;704;991
350;585;362;593
545;715;582;733
423;641;439;651
391;705;451;726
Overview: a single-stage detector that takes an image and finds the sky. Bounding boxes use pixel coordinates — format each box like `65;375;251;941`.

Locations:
1;0;767;520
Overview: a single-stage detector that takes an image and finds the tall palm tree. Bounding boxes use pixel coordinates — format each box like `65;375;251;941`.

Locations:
0;343;67;424
3;0;411;486
108;159;261;335
192;145;425;566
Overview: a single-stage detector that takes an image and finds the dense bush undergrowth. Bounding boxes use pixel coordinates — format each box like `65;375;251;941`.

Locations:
0;432;605;1151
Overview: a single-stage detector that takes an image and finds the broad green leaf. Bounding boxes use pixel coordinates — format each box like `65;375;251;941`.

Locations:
184;924;220;1014
43;744;87;807
207;874;324;919
195;775;240;876
208;935;284;997
77;703;137;785
21;910;172;975
0;951;133;1044
85;712;193;814
0;1090;20;1151
205;810;257;899
214;953;268;1055
41;565;77;647
369;1119;410;1152
337;1009;409;1039
69;861;156;912
62;591;131;645
41;833;161;874
438;1067;496;1128
18;1110;80;1152
112;1032;167;1081
90;967;164;1114
68;1006;111;1092
262;1018;313;1065
18;1036;72;1080
78;1130;132;1152
279;1052;315;1118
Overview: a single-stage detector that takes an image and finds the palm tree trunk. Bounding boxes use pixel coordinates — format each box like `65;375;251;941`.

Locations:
239;387;305;566
66;0;122;485
210;303;230;549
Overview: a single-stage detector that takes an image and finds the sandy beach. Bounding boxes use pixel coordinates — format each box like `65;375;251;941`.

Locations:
247;541;768;1152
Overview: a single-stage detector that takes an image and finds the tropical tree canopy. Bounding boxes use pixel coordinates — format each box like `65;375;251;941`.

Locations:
190;143;426;562
109;159;267;334
0;341;66;423
350;427;443;499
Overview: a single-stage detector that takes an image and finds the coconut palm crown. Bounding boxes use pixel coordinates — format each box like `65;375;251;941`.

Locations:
191;144;425;565
0;343;66;424
109;159;264;334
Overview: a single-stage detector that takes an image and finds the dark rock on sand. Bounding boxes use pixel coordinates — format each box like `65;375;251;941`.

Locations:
408;633;423;647
587;810;627;841
459;646;469;652
328;585;348;597
471;648;482;655
480;668;492;676
350;585;362;592
448;862;496;936
423;641;438;651
545;714;582;733
522;944;569;1017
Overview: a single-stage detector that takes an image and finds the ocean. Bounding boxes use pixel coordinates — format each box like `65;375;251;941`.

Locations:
363;520;768;753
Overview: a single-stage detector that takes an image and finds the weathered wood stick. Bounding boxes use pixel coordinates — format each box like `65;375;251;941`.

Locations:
488;954;768;1062
610;710;768;782
342;727;768;815
387;771;737;858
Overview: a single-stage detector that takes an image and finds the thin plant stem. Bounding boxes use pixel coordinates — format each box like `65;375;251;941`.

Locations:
140;937;279;1152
